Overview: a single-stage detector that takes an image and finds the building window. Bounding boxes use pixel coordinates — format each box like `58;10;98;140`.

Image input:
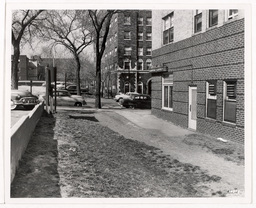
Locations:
124;15;131;25
145;59;152;69
223;80;237;123
209;10;218;27
124;47;132;56
146;48;151;56
228;9;238;20
138;17;143;25
206;81;217;119
163;12;174;45
138;32;143;41
124;31;131;40
162;74;173;110
146;17;152;25
194;10;202;33
124;59;131;70
137;59;143;70
137;81;143;94
138;48;143;56
146;33;152;41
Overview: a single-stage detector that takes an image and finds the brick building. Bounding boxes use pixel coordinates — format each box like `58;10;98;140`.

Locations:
102;10;152;96
14;55;76;82
13;55;29;80
150;10;244;143
12;55;44;81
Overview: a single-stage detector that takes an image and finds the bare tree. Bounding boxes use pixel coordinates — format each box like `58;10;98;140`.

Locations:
88;10;117;108
39;10;93;95
12;10;44;89
80;54;96;84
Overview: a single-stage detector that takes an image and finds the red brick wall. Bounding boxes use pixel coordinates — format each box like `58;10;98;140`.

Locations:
151;18;244;143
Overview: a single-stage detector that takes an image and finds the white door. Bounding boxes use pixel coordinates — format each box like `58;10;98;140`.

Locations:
188;86;197;130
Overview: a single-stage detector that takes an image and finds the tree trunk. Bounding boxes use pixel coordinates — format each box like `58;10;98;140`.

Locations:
11;43;20;89
75;55;81;95
95;58;101;108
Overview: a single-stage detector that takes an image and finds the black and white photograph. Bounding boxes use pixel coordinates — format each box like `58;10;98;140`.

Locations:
0;0;255;207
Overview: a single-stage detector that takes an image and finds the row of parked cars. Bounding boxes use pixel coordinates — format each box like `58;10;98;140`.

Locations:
11;89;87;110
114;92;151;109
11;82;151;110
42;81;90;95
11;82;88;110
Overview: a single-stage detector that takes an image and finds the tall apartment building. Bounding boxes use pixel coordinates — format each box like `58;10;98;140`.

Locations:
150;10;244;143
102;10;152;96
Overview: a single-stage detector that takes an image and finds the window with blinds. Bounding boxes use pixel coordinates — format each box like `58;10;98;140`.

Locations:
226;82;236;99
224;80;237;123
206;81;217;119
208;82;216;95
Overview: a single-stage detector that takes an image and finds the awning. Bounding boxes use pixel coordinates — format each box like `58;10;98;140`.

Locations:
149;66;168;73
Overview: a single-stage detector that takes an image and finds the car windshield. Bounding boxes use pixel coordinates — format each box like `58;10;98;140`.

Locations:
54;91;71;96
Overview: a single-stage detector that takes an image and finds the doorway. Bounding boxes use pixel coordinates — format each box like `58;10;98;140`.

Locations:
188;86;197;130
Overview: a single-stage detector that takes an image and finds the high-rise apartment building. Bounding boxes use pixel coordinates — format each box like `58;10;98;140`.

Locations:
102;10;152;96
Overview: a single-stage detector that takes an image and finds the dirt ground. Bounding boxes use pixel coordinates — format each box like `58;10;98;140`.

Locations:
11;107;244;198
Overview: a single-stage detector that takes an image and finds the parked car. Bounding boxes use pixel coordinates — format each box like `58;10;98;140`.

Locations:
122;94;151;109
39;90;86;107
42;81;74;89
55;82;66;90
11;90;39;110
114;92;139;103
66;85;89;95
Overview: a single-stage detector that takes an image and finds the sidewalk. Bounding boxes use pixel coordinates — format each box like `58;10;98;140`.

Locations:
95;109;245;196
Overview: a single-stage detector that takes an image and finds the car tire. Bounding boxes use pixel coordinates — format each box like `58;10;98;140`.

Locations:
119;98;124;105
24;105;35;110
130;105;136;109
75;102;82;107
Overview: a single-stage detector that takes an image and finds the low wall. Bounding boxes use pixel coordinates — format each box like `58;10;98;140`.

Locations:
11;102;44;183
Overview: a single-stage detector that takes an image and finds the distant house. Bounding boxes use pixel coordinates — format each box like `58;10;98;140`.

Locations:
150;10;244;143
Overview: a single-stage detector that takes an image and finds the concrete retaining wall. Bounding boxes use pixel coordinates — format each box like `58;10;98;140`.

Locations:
11;102;44;183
